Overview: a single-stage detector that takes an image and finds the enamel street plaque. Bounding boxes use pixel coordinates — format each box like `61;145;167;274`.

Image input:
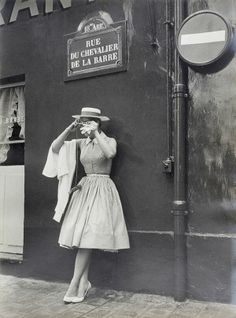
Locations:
64;16;127;80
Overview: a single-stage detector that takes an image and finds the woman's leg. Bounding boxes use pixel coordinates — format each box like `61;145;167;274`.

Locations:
77;253;91;297
65;248;92;297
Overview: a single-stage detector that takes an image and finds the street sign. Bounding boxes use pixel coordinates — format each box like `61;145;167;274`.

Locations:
176;10;233;66
64;15;127;81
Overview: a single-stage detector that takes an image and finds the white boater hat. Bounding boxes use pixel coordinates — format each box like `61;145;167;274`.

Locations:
72;107;110;121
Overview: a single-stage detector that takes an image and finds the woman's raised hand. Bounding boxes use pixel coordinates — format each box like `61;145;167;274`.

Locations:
52;119;80;153
67;119;80;133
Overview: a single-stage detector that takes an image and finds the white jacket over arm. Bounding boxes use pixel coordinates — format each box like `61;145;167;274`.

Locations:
42;139;77;222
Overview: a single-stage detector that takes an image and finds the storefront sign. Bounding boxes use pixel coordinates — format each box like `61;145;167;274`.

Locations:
176;10;233;66
64;16;127;80
0;0;72;25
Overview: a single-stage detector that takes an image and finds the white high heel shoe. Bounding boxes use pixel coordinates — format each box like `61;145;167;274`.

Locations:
76;281;92;302
63;295;84;304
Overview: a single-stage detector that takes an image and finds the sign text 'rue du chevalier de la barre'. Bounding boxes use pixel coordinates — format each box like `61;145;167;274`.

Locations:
65;18;127;80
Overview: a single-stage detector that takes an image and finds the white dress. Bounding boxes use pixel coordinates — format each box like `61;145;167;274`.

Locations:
58;133;130;251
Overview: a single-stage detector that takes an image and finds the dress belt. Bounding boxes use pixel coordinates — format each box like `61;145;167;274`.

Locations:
69;174;110;194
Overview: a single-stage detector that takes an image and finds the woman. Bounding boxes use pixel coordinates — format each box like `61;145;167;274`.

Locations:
47;107;130;304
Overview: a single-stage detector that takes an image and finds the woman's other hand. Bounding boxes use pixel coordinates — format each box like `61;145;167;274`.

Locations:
88;121;99;132
80;121;99;137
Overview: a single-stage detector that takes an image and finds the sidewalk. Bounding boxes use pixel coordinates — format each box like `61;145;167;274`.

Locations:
0;275;236;318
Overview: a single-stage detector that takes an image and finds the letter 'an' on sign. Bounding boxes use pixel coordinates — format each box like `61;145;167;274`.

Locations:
45;0;71;14
9;0;39;23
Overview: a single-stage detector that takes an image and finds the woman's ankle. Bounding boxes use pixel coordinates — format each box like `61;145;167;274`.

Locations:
77;279;89;296
65;279;79;296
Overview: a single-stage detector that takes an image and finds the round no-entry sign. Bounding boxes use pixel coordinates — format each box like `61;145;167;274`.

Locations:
176;10;233;66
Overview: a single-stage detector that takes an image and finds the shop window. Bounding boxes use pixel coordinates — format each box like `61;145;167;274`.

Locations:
0;83;25;166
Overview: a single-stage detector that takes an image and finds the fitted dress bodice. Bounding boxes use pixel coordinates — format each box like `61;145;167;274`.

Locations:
79;137;112;175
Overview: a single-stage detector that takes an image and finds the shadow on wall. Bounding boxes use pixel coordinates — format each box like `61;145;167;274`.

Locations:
105;118;144;229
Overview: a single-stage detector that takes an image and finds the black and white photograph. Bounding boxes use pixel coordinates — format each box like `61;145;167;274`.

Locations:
0;0;236;317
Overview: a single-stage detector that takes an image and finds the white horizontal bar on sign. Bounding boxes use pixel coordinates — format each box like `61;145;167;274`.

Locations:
181;30;226;45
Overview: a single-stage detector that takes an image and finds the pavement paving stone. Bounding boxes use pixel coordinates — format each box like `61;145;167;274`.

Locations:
169;301;206;317
98;301;127;311
82;308;114;318
207;308;236;318
26;304;94;318
104;315;138;318
81;301;151;318
138;314;170;318
87;288;135;304
206;302;236;312
213;313;236;318
1;274;236;318
84;289;111;306
52;313;80;318
104;291;135;303
102;301;148;312
32;302;70;315
107;309;138;317
168;315;190;318
56;302;96;315
106;302;151;318
142;303;177;313
128;293;175;305
194;309;221;318
0;314;22;318
194;305;236;318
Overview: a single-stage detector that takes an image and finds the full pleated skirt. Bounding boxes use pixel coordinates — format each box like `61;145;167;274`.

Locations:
58;175;130;250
